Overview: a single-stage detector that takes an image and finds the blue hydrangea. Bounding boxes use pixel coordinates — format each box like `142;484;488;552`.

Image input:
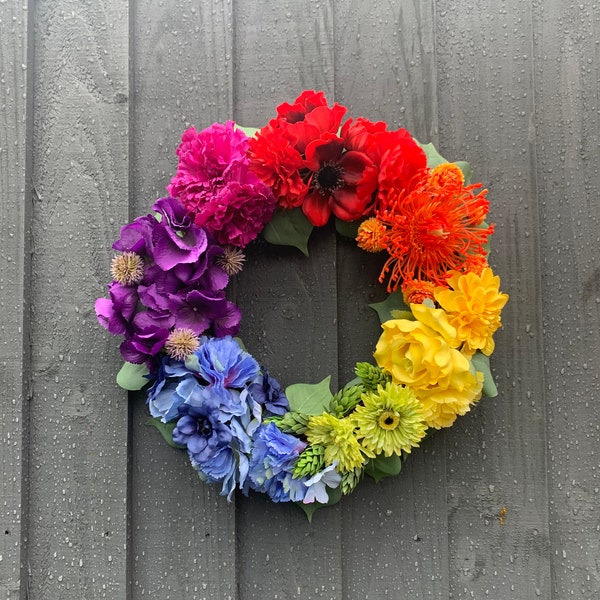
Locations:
248;423;307;503
302;463;342;504
187;336;260;389
147;357;196;422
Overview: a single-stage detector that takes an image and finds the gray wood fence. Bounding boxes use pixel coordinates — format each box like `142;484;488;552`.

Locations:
2;1;599;598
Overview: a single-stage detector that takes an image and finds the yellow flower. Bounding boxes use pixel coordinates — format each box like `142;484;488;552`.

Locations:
434;268;508;357
305;413;365;473
352;382;427;457
373;304;483;429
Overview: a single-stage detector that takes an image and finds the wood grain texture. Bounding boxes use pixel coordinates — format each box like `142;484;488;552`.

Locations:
435;2;552;598
333;2;450;597
0;2;31;598
532;2;600;597
232;2;343;598
28;1;129;598
129;1;237;598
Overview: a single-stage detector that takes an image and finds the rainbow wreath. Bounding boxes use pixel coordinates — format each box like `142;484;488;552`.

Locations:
96;90;508;518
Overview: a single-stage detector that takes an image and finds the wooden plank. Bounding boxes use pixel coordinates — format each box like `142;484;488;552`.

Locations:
333;1;449;597
435;2;551;598
27;1;129;598
128;2;238;598
532;2;600;598
231;2;343;598
0;2;31;598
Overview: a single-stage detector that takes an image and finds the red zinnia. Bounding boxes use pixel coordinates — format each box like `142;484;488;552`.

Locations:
377;167;494;292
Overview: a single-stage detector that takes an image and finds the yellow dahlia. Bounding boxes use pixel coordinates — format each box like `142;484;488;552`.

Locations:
373;303;483;429
305;413;365;473
352;382;427;457
434;268;508;357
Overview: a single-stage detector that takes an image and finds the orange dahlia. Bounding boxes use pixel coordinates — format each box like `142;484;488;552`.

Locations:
376;168;494;292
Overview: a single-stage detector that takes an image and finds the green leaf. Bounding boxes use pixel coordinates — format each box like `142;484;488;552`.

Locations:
296;484;342;523
116;361;150;391
286;376;333;415
364;453;403;482
145;418;186;449
415;140;472;185
234;336;247;351
335;217;362;239
470;351;498;397
262;207;314;256
416;140;447;168
369;292;410;324
235;124;260;138
454;160;472;185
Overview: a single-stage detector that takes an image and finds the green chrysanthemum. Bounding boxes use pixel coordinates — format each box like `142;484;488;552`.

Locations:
352;383;427;457
305;413;365;473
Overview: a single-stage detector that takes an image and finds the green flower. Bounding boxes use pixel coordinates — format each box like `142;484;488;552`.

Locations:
352;383;427;457
305;413;365;473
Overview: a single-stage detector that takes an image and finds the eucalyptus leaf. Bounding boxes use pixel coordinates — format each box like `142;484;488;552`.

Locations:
470;351;498;397
286;376;333;415
415;140;472;185
145;417;186;449
116;361;150;391
369;292;411;324
235;124;260;138
335;217;362;239
364;453;403;482
296;484;342;523
262;207;313;256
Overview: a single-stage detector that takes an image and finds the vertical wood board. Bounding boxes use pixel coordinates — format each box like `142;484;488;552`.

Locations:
532;2;600;597
435;1;551;598
0;2;31;598
129;1;237;598
232;2;344;598
333;1;450;597
28;1;130;597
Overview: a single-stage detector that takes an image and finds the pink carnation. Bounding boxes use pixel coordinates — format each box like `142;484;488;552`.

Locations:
167;121;276;248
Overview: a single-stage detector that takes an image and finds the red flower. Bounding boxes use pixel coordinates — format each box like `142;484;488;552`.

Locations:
302;132;378;226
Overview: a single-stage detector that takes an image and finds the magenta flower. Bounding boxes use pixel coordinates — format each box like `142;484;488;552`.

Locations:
167;121;276;248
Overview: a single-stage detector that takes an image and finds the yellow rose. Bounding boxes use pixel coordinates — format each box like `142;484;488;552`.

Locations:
374;303;483;429
434;268;509;357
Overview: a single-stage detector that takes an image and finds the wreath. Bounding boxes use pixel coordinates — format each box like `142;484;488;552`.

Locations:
96;90;508;519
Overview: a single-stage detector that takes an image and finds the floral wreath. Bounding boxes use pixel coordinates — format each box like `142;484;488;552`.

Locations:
96;90;508;519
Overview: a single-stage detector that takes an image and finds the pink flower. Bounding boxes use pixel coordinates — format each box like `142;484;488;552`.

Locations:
168;121;276;248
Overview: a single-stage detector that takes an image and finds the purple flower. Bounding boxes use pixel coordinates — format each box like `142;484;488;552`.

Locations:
167;122;276;248
95;282;138;336
248;423;307;502
247;369;290;416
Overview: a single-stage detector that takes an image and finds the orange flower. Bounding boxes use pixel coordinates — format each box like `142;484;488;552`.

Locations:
401;279;436;304
376;170;493;292
356;217;386;252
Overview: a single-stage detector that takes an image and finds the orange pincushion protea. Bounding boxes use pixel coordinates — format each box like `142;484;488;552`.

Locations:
376;166;494;292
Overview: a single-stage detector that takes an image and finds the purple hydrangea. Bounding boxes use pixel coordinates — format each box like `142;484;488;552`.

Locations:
95;197;241;369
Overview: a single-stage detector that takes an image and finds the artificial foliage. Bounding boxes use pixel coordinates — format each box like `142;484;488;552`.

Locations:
96;90;508;518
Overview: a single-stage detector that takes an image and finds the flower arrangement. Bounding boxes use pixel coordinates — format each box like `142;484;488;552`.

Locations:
96;90;508;519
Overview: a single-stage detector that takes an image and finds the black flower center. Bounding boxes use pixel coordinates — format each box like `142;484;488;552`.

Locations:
315;163;343;194
198;418;213;437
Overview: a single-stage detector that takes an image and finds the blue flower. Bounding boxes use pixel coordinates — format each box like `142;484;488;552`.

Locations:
147;357;196;422
187;336;260;388
247;368;290;416
248;423;307;502
173;403;232;464
302;463;342;504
